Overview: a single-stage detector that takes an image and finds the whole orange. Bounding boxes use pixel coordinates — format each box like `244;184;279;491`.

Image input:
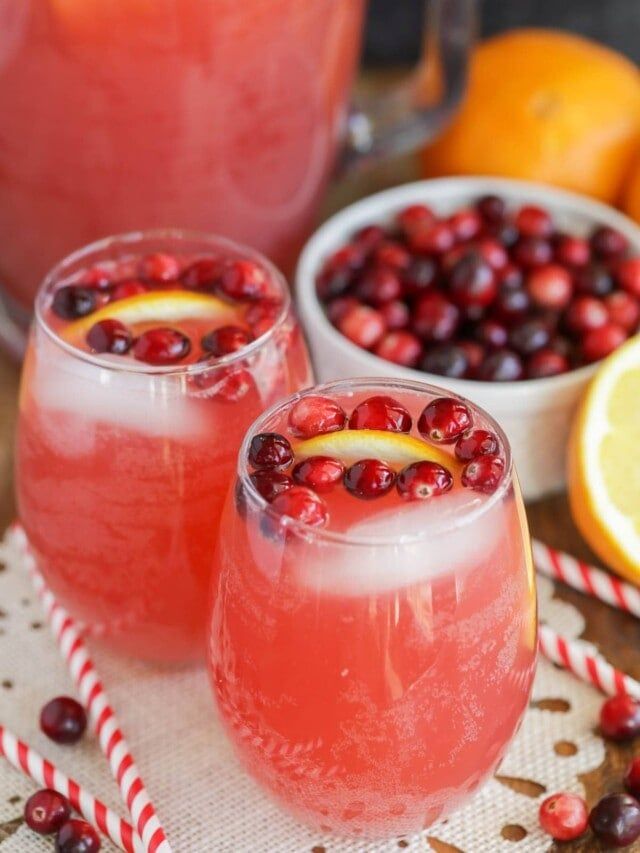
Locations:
422;29;640;204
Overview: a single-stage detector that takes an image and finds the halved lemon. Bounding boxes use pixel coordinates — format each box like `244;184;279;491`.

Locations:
568;335;640;583
62;290;236;342
296;429;459;472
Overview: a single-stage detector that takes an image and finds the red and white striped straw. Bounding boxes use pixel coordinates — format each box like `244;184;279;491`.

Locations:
0;722;142;852
533;539;640;619
8;526;172;853
539;624;640;699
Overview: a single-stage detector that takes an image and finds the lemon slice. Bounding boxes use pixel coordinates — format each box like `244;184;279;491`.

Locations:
62;290;236;342
296;429;459;472
568;335;640;582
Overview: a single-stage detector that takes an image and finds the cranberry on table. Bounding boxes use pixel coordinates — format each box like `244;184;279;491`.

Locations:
526;264;573;309
455;429;499;462
412;292;459;342
337;304;386;349
420;344;469;379
599;694;640;740
478;349;524;381
292;456;345;492
515;204;553;238
605;291;640;332
447;252;497;307
344;459;396;499
248;432;293;470
527;349;570;379
52;286;97;320
461;454;505;493
270;486;328;527
249;470;293;503
354;266;402;306
288;395;346;439
625;758;640;798
539;792;588;842
349;395;412;433
418;397;472;443
617;257;640;297
374;331;423;367
132;327;190;365
219;259;269;301
86;319;132;355
138;252;180;282
582;323;627;363
590;225;629;259
55;818;101;853
397;460;453;500
554;234;591;267
201;325;253;357
40;697;87;745
565;295;609;335
24;789;71;835
589;793;640;848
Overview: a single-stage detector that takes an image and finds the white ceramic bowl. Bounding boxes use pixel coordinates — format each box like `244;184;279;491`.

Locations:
296;177;640;500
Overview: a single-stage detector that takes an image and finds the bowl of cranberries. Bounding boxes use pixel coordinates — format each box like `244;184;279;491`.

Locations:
296;177;640;499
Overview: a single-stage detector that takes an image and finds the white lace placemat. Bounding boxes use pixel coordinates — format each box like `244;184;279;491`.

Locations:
0;528;605;852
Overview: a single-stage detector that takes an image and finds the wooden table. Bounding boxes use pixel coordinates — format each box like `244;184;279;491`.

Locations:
0;152;638;853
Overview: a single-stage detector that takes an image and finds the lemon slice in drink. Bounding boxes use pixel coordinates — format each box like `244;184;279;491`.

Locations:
296;429;459;472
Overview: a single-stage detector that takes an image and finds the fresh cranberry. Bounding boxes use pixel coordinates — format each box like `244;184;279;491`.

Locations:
462;454;505;492
181;258;223;291
512;236;553;268
475;319;508;349
478;349;524;381
337;304;386;349
589;793;640;848
539;792;588;842
448;208;482;242
51;286;97;320
344;459;396;499
412;293;459;342
497;263;524;290
355;266;402;305
486;220;520;248
250;470;293;503
373;240;411;271
354;224;386;250
492;286;531;324
288;395;347;438
244;299;281;337
379;299;410;330
554;234;591;267
515;205;553;238
132;327;191;365
248;432;293;470
582;322;627;362
590;225;629;259
349;395;412;433
508;318;551;356
402;257;438;294
138;252;180;282
476;194;506;223
408;221;455;255
455;429;499;462
327;296;360;325
397;461;453;500
574;264;614;297
447;253;497;307
418;397;472;443
79;266;112;289
617;258;640;297
24;789;71;835
375;331;423;367
317;261;354;301
201;325;253;357
527;349;570;378
421;343;469;379
86;319;132;355
605;291;640;331
55;819;101;853
565;296;609;335
111;279;149;300
441;245;468;275
40;697;87;745
210;367;254;402
292;456;345;492
474;237;509;271
219;259;269;301
396;203;435;233
600;694;640;740
625;758;640;798
527;264;573;309
457;340;485;376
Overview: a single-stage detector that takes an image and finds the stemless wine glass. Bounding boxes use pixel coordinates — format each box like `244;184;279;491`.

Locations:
15;230;314;662
208;377;537;838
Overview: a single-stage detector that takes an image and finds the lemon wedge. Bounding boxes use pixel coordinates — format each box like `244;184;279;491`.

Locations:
568;335;640;582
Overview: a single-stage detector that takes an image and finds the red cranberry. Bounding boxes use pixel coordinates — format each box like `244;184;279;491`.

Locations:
349;395;412;433
605;291;640;331
355;266;402;305
344;459;396;499
181;258;223;291
138;252;180;282
565;296;609;335
248;432;293;470
396;203;435;233
617;258;640;297
486;220;520;248
574;264;614;297
292;456;345;492
590;225;629;259
497;263;524;290
448;208;482;242
582;322;627;362
474;237;509;271
461;454;505;492
412;293;460;342
354;224;386;250
493;286;531;323
408;221;455;255
337;304;386;349
288;395;346;438
201;325;253;357
373;240;411;271
402;257;438;294
458;340;485;376
475;319;508;349
508;318;551;356
539;792;588;842
219;259;269;301
512;236;553;268
418;397;472;443
397;460;453;500
527;349;570;378
527;264;573;309
421;343;469;379
24;789;71;835
515;205;553;238
51;286;97;320
55;819;101;853
379;299;410;330
476;194;506;223
40;697;87;745
447;253;497;307
111;279;148;300
478;349;524;381
327;296;360;324
79;266;112;289
441;245;468;275
589;793;640;848
455;429;499;462
132;327;191;365
625;758;640;798
210;367;254;403
250;470;293;503
375;331;423;367
554;234;591;267
86;319;132;355
600;694;640;740
244;299;281;337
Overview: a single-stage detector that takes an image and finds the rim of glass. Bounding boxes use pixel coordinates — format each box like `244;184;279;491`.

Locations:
34;228;291;376
238;376;515;546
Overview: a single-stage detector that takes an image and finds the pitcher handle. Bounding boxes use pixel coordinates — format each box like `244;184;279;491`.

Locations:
340;0;476;172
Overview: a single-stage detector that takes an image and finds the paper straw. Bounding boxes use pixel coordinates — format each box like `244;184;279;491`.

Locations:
533;539;640;619
0;722;142;852
8;526;172;853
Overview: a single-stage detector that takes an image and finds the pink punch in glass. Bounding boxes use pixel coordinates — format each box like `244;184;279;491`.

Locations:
16;230;313;662
208;378;537;838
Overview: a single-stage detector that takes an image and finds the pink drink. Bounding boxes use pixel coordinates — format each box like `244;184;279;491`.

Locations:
16;231;313;662
208;379;536;837
0;0;364;306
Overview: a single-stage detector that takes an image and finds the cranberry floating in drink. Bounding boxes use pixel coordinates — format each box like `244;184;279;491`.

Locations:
16;231;313;661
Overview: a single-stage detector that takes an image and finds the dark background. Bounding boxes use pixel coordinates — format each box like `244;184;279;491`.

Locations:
364;0;639;64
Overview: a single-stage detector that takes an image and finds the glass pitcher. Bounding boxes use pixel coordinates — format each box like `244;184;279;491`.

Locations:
0;0;475;357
